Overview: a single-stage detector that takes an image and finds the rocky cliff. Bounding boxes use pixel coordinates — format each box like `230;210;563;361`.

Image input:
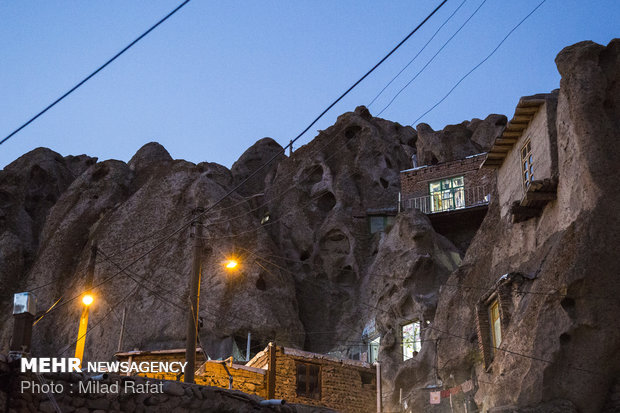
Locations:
1;38;618;413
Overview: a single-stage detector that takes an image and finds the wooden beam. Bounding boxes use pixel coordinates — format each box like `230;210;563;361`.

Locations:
502;132;522;138
495;138;518;144
523;191;557;202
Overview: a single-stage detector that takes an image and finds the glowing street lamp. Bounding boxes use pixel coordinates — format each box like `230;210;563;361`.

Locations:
225;259;238;270
75;293;94;367
82;294;94;306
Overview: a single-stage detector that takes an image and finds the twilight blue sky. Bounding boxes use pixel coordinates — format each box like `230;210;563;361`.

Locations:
1;1;618;170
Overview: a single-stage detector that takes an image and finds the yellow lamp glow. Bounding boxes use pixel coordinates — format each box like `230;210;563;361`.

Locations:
225;260;238;269
82;294;94;306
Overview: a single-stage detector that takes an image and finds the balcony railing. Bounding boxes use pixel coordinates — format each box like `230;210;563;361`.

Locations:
402;185;491;214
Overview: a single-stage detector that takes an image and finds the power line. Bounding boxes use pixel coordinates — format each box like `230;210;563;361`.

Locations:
376;0;488;117
368;0;468;109
23;2;446;314
0;0;193;145
410;0;547;125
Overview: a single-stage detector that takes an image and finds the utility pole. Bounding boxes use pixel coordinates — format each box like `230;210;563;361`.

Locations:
75;243;97;367
117;307;127;352
184;208;203;383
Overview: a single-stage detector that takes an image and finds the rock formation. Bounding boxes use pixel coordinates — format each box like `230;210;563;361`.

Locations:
1;38;617;413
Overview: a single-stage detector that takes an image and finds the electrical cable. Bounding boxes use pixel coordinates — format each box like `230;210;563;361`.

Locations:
1;0;193;145
376;0;488;117
367;0;468;108
410;0;547;126
23;2;447;313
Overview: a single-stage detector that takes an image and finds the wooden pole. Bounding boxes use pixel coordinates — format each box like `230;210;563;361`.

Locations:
267;342;277;399
184;208;203;383
117;307;127;352
376;362;382;413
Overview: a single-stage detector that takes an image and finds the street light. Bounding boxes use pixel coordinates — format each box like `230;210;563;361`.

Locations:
82;294;94;306
225;259;238;269
75;293;94;367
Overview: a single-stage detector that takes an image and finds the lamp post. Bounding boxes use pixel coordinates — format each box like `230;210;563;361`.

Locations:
75;293;94;367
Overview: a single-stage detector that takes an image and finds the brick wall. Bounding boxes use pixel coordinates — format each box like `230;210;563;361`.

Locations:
400;154;494;201
116;351;267;398
271;347;376;413
0;354;311;413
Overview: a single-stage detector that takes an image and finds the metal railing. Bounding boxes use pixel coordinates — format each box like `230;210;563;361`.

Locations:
402;185;490;214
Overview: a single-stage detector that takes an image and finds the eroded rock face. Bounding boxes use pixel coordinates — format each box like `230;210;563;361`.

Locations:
397;39;620;413
0;148;95;302
231;137;285;196
416;114;507;165
263;106;418;352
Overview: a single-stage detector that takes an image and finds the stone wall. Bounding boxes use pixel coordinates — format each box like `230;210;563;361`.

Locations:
116;352;268;398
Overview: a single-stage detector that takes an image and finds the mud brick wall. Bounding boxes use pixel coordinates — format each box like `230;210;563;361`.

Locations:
0;354;315;413
194;362;267;398
400;154;494;201
272;347;376;413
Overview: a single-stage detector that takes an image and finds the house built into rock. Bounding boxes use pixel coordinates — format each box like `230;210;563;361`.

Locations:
482;91;559;222
400;153;495;250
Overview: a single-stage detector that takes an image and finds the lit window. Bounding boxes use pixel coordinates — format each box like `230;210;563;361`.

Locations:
402;321;421;361
369;336;380;364
521;140;534;189
296;362;321;399
429;176;465;212
489;300;502;353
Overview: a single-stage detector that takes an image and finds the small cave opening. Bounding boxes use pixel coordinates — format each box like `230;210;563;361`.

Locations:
305;165;324;185
29;165;48;188
559;333;571;345
317;191;336;213
384;157;393;169
299;250;311;261
344;125;362;140
255;274;266;291
334;265;356;285
560;296;576;318
430;154;439;165
379;177;389;189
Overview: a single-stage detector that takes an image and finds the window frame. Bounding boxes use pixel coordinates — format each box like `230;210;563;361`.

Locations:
521;139;534;190
401;320;421;361
488;299;502;355
429;176;465;212
295;361;321;400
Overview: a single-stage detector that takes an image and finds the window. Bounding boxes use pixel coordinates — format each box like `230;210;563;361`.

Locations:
402;321;421;361
521;140;534;189
429;176;465;212
296;362;321;399
369;215;395;234
489;300;502;354
368;336;380;364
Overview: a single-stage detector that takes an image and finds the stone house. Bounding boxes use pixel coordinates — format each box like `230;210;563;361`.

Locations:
482;91;559;222
247;343;377;413
116;344;376;412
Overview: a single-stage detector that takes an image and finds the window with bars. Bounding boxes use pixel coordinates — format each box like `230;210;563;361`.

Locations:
296;362;321;399
429;176;465;212
521;140;534;189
